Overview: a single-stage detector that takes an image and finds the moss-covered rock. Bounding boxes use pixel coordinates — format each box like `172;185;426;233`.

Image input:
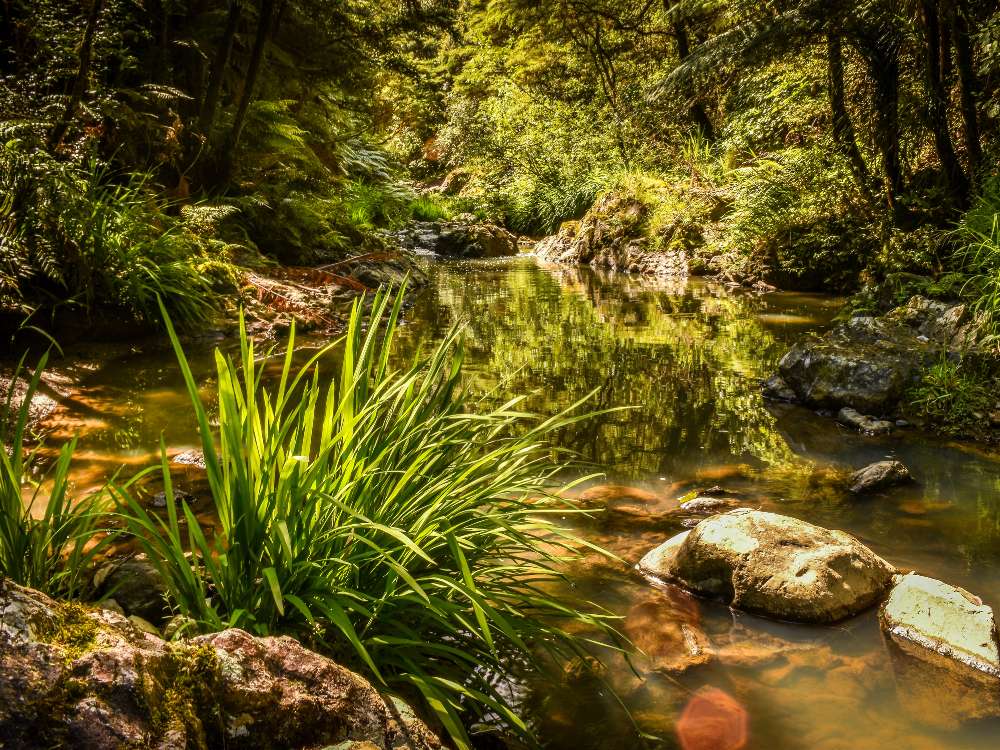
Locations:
534;192;688;276
0;581;441;750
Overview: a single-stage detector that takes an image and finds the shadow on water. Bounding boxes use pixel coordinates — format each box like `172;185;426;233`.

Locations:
44;256;1000;749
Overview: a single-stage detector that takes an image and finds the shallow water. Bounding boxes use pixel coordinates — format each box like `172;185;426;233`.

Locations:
46;256;1000;749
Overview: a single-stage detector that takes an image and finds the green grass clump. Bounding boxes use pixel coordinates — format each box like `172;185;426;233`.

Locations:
409;193;451;222
906;357;996;434
0;352;112;598
117;285;620;749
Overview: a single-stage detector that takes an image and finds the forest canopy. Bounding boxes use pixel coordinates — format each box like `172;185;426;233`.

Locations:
0;0;998;327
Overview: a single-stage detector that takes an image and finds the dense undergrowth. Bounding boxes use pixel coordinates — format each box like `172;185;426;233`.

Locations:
0;286;621;749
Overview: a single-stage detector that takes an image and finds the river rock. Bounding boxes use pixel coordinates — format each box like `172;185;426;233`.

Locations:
92;554;169;625
774;296;983;414
880;573;999;675
880;574;1000;728
637;510;895;623
624;588;711;675
535;192;688;276
393;220;517;258
0;581;441;750
837;407;893;435
679;496;741;514
849;460;911;494
151;488;198;508
171;448;206;469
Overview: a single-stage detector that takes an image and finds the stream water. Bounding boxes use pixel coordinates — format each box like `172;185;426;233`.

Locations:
44;256;1000;749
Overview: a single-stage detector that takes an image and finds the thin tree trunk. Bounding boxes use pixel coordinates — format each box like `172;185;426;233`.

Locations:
671;18;714;141
48;0;105;151
946;0;983;174
199;0;242;133
859;40;906;222
826;34;873;201
920;0;968;206
218;0;274;181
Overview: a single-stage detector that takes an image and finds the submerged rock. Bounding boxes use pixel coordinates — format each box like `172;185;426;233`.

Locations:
624;589;711;675
849;460;911;494
0;582;441;750
773;295;983;415
836;407;893;435
638;510;895;623
151;487;198;508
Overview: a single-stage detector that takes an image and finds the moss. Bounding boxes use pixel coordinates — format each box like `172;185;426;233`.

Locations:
144;643;224;749
36;602;99;660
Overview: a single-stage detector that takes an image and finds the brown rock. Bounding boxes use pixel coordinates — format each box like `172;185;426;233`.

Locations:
0;582;441;750
624;588;711;675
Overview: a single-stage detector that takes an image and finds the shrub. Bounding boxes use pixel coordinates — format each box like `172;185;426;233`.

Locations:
0;353;112;598
0;141;224;328
957;176;1000;350
117;286;620;748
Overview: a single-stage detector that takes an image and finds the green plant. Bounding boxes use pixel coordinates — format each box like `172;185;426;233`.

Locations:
0;142;223;328
0;352;112;597
906;357;996;433
117;286;621;748
409;193;451;222
958;178;1000;350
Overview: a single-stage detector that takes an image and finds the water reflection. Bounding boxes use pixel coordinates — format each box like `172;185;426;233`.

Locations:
39;256;1000;749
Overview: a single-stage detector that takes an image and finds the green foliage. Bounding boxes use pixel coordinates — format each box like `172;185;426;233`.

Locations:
409;193;451;222
0;141;231;328
0;353;112;598
117;286;620;749
957;176;1000;349
907;357;997;434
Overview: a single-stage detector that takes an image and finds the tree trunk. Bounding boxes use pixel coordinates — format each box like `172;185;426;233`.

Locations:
218;0;274;182
199;0;242;133
671;18;714;141
47;0;105;152
945;0;983;174
920;0;968;206
826;34;873;202
858;38;906;223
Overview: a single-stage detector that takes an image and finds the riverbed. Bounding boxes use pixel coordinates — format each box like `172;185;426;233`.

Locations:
43;256;1000;749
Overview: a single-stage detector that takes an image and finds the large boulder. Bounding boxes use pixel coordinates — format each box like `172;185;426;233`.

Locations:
774;296;982;415
535;192;688;276
394;221;517;258
637;510;895;623
0;581;441;750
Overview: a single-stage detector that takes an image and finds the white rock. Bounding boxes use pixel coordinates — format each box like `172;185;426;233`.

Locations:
880;573;1000;675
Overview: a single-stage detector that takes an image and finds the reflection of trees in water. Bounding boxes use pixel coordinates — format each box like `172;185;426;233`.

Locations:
397;261;800;479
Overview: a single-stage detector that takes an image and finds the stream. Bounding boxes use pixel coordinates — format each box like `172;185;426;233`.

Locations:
44;256;1000;749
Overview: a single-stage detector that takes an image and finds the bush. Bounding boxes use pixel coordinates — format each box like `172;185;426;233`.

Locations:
957;176;1000;350
117;287;620;749
0;141;225;328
